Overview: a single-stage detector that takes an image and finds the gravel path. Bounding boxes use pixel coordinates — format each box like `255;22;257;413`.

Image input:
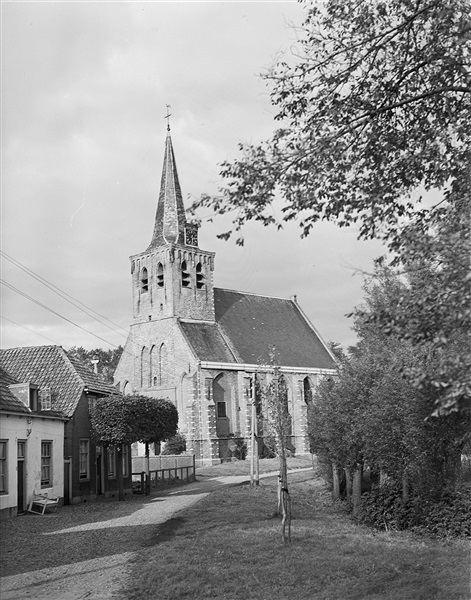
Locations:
0;474;255;600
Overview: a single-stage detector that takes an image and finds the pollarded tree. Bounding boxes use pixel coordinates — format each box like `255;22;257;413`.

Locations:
192;0;471;414
91;394;178;498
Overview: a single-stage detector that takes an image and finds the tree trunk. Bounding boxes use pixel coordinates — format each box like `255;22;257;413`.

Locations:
352;465;363;517
332;463;340;501
402;473;409;503
278;444;291;545
145;442;150;495
117;445;124;501
344;467;352;505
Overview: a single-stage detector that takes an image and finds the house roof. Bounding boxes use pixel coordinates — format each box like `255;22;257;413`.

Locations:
212;288;336;369
0;366;30;414
0;346;117;418
179;321;237;363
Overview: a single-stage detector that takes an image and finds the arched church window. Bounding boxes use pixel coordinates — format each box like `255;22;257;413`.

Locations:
150;345;158;386
181;261;190;288
140;347;149;388
140;267;149;292
157;263;164;287
303;377;313;405
159;343;168;385
196;263;204;289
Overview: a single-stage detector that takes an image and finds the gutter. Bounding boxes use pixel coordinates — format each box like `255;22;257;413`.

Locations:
199;361;337;375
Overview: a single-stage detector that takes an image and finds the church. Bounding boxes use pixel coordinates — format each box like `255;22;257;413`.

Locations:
114;126;337;464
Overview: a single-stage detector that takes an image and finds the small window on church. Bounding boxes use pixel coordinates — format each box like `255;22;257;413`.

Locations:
217;401;227;418
157;263;164;287
181;261;190;288
141;267;149;292
196;263;204;289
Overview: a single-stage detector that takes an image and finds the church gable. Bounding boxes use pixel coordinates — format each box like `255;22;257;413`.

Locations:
214;289;336;369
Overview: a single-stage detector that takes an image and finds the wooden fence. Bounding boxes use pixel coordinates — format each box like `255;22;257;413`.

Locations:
131;454;196;494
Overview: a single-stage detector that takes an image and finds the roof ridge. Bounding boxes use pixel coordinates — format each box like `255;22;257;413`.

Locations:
214;287;293;302
0;344;61;353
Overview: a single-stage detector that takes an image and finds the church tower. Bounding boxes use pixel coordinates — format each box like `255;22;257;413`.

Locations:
130;128;215;324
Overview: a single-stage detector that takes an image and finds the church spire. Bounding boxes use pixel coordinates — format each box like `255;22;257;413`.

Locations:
148;113;187;250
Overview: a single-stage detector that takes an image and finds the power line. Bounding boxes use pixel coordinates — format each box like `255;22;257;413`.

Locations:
1;315;59;345
0;250;129;338
1;278;120;348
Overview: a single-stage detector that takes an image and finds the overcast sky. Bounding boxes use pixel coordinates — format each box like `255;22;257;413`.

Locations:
1;1;384;354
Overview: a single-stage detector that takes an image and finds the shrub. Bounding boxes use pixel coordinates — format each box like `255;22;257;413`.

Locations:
162;433;187;455
359;483;471;539
233;434;248;460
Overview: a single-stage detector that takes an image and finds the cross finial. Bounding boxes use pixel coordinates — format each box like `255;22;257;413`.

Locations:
165;104;172;131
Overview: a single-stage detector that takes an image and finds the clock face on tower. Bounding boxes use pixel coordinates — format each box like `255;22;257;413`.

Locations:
185;227;198;247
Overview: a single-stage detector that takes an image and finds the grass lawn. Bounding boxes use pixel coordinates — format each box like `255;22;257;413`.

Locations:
196;455;314;478
123;468;471;600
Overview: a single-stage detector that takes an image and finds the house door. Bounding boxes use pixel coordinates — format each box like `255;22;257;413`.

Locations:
17;441;26;513
64;459;71;505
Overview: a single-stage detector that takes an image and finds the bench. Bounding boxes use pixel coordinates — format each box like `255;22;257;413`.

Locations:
28;493;59;515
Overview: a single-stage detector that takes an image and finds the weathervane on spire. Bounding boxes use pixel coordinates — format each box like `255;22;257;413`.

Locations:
165;104;172;131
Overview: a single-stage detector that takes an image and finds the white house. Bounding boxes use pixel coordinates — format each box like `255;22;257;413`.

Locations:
0;366;66;518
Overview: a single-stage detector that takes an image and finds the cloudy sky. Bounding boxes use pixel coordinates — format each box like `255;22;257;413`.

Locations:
1;0;384;354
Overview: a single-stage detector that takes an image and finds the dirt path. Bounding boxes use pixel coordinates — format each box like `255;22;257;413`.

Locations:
0;473;286;600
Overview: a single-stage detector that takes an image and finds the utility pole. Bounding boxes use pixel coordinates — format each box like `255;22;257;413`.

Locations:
250;372;259;488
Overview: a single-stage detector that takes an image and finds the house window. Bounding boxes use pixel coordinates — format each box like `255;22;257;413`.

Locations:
29;387;39;411
217;401;227;418
41;441;52;487
196;263;204;289
122;445;129;477
140;267;149;292
17;441;25;459
108;447;116;478
0;441;6;493
79;439;90;480
39;386;52;411
181;261;190;287
157;262;164;287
